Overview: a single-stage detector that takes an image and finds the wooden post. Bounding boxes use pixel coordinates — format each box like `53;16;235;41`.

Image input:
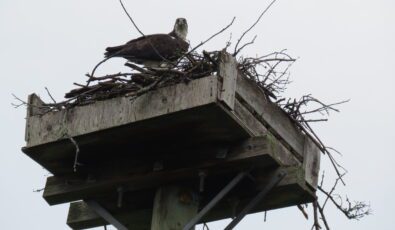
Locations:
151;186;198;230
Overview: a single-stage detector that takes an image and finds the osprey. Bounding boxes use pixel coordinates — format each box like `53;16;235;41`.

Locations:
104;18;189;67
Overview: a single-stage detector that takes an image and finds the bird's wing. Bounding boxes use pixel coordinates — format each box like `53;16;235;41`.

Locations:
108;34;188;61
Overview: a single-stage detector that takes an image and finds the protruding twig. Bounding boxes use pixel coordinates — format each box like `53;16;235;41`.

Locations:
233;0;278;56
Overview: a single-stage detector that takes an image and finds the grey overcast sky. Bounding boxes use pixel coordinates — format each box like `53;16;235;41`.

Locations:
1;0;394;229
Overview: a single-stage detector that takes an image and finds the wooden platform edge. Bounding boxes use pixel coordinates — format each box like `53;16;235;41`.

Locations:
25;75;219;147
235;73;306;159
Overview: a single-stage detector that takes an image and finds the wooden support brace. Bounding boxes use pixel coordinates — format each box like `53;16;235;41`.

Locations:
66;167;314;230
85;200;128;230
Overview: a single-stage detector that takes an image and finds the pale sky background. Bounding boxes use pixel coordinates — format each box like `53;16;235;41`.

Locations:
1;0;394;229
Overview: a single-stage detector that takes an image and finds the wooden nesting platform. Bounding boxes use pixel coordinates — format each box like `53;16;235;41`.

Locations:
22;52;320;229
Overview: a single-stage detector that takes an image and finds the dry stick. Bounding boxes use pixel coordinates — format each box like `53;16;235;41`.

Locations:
317;186;370;220
119;0;171;64
317;202;331;230
86;72;134;82
126;75;164;98
312;200;321;230
45;87;57;104
88;57;113;86
68;135;81;172
125;62;155;75
179;17;236;62
11;93;28;108
233;0;278;56
297;204;309;220
322;174;345;209
233;35;257;55
88;0;170;85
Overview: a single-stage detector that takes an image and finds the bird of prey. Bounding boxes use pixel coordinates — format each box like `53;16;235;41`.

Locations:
104;18;189;68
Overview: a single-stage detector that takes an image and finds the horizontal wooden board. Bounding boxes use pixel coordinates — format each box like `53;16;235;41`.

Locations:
66;167;314;229
25;76;219;147
235;74;306;159
42;135;300;205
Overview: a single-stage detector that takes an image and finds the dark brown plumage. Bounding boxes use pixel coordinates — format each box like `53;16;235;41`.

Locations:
104;18;189;67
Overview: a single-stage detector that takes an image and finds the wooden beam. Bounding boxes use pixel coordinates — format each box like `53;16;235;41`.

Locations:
303;137;321;189
218;51;238;110
43;135;299;205
235;73;306;159
25;76;219;147
151;186;198;230
66;167;314;230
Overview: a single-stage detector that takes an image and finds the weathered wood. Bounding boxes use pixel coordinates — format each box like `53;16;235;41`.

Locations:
303;137;321;189
43;135;299;205
218;51;238;110
25;94;45;142
67;201;151;230
233;99;267;136
66;167;314;230
235;74;306;159
25;76;219;147
23;102;252;175
151;186;198;230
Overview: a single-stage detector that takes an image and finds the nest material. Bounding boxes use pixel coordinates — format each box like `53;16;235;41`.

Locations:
62;51;220;108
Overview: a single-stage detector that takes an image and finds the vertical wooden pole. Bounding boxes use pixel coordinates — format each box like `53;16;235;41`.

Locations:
151;186;198;230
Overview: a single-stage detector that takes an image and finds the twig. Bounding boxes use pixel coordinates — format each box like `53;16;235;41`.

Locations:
67;135;81;172
297;204;309;220
317;201;330;230
318;185;371;220
11;93;28;108
233;0;278;56
233;35;257;56
185;17;236;57
312;200;321;230
119;0;145;36
45;87;57;104
119;0;170;63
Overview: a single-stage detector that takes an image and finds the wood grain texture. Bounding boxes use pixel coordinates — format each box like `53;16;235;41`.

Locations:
26;76;218;147
218;51;238;110
235;73;305;159
151;186;198;230
303;137;321;189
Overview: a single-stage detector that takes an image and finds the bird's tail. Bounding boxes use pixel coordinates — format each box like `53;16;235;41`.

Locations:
104;45;124;58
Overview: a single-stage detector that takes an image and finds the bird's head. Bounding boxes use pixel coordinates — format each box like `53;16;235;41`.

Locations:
173;18;188;41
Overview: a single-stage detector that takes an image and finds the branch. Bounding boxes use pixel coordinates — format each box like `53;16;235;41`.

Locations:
119;0;170;63
318;185;371;220
186;17;236;56
233;0;278;56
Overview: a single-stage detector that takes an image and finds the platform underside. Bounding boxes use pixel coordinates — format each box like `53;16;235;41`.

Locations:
23;103;251;175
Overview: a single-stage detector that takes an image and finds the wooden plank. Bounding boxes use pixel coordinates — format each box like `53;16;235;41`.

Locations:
43;135;299;205
235;74;306;158
25;94;45;142
66;167;314;230
218;51;238;110
233;99;267;136
303;137;321;189
67;202;152;230
25;76;219;147
151;186;198;230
